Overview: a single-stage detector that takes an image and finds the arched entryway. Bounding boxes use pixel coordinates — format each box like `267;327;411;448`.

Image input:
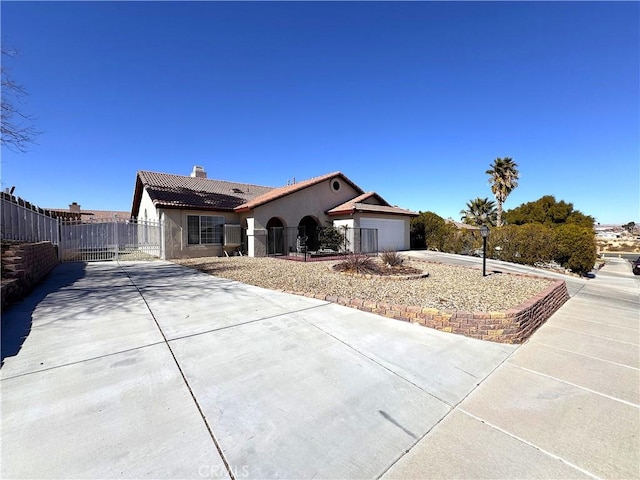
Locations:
266;217;285;255
298;216;320;252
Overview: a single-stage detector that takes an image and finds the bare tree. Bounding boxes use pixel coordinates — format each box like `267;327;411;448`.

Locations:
1;48;39;152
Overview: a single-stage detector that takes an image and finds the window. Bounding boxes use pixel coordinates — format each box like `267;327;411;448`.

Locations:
187;215;224;245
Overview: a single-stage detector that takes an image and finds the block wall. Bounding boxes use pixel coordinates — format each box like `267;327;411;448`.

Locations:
281;279;570;344
1;242;59;310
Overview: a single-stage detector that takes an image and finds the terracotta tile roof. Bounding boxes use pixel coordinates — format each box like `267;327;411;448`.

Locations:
328;202;418;217
326;192;388;214
235;171;364;212
327;192;417;217
134;171;274;213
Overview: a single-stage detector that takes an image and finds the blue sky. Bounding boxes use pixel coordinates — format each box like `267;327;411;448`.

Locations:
1;1;638;224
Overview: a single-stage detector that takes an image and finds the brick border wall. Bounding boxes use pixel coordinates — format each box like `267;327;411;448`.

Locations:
1;242;59;310
281;279;569;344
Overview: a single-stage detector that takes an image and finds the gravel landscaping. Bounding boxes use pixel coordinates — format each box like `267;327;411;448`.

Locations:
173;256;553;312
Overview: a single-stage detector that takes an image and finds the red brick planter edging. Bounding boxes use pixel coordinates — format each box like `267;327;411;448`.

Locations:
280;279;569;344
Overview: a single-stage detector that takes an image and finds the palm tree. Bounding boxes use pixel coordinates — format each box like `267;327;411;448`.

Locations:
460;197;497;226
486;157;519;227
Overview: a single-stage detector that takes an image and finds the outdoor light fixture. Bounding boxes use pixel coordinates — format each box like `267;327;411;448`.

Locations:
480;225;490;277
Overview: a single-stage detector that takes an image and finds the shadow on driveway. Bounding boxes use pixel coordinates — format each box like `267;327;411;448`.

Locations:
1;263;87;368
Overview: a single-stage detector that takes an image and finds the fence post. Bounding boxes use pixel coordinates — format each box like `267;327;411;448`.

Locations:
57;217;62;261
113;218;119;261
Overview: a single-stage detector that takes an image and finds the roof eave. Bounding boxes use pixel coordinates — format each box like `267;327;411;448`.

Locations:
130;173;144;218
326;208;355;216
155;202;237;212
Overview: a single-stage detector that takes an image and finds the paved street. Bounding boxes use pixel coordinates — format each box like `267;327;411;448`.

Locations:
1;255;638;479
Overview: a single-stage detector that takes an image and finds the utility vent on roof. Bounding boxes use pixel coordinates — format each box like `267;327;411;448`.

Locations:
191;166;207;178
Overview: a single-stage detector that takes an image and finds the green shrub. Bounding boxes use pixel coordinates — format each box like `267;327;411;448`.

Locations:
553;224;597;275
487;225;520;262
410;211;447;249
488;224;555;265
441;227;480;255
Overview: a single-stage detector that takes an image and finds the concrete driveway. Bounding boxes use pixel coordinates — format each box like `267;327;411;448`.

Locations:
1;260;515;479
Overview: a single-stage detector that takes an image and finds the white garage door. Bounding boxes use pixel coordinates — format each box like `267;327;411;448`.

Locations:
360;218;406;251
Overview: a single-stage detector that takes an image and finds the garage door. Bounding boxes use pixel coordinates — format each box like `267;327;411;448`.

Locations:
360;218;406;251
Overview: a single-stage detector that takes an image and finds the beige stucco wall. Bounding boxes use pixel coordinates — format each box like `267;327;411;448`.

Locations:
249;177;360;231
138;189;160;221
160;207;241;259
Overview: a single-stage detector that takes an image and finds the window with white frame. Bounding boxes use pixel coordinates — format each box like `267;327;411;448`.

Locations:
187;215;224;245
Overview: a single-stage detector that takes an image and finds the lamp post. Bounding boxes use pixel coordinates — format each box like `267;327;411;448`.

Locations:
480;225;490;277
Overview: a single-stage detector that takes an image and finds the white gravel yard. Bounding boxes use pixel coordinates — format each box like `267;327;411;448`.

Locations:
173;256;553;312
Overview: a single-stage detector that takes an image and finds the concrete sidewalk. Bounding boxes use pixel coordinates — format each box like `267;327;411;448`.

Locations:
2;260;515;479
383;257;640;479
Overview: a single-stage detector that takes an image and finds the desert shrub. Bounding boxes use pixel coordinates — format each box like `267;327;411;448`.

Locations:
334;254;380;275
553;224;597;275
380;250;403;266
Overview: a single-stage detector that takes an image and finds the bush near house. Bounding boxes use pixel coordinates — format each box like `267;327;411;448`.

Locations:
318;225;347;252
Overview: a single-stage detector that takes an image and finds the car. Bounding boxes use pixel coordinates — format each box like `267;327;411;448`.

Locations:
633;257;640;275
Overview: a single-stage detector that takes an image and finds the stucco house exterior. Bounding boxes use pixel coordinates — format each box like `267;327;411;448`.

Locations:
130;166;417;259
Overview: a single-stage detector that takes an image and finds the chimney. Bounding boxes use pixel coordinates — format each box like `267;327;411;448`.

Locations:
190;165;207;178
69;202;81;213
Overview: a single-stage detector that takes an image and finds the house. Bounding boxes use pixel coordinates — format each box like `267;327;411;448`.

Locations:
130;166;418;259
47;202;131;222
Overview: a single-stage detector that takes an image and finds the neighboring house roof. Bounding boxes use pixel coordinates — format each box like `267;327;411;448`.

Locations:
131;170;274;216
445;218;480;230
326;192;418;217
234;171;363;213
45;208;131;221
81;210;131;220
